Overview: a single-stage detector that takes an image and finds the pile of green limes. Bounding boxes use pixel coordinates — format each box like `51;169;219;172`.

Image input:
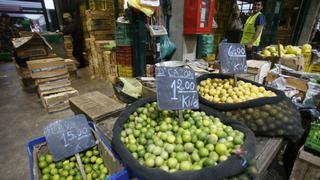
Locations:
38;146;109;180
121;102;245;172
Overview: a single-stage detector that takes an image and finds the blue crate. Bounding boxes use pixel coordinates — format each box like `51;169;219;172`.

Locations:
26;122;129;180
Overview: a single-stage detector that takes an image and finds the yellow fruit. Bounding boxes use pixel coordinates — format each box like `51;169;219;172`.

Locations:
258;86;265;92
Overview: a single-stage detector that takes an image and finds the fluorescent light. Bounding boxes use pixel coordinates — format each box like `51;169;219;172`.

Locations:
44;0;55;10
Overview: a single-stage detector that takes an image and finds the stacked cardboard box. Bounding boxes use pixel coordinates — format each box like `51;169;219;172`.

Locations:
86;10;115;40
116;46;133;77
27;57;79;112
13;33;56;92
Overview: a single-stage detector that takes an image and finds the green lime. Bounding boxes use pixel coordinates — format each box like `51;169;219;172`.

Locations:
85;166;92;174
45;154;53;164
196;141;205;149
165;144;175;153
203;158;215;167
56;162;63;169
155;156;164;167
93;150;100;156
48;163;56;169
191;151;200;162
219;155;228;162
69;162;75;169
184;143;194;153
85;150;93;157
42;174;50;180
167;158;178;169
66;176;73;180
175;152;188;162
50;168;58;175
215;143;228;155
182;133;192;143
207;134;218;144
99;173;107;179
61;170;69;177
83;157;90;164
39;155;45;162
63;164;71;171
96;157;103;165
42;167;50;174
52;174;60;180
174;144;184;152
145;158;155;168
74;174;82;180
92;171;98;178
69;169;76;176
38;161;47;169
198;148;209;157
101;167;109;174
70;156;76;162
205;144;214;151
86;173;92;180
92;164;99;171
180;161;192;171
90;156;97;163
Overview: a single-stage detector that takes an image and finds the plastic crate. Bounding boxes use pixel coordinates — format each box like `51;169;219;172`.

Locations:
305;121;320;152
26;122;129;180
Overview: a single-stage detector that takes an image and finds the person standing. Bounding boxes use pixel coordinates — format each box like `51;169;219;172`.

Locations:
62;13;86;68
240;0;265;59
0;14;19;52
226;5;243;43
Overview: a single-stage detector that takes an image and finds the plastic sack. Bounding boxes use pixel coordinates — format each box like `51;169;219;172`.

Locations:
160;35;176;59
119;77;142;98
112;96;256;180
303;82;320;108
197;74;304;142
197;34;214;58
128;0;156;17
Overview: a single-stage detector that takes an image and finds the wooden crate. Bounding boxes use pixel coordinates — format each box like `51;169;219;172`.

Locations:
69;91;125;122
89;31;114;40
40;88;79;113
35;74;69;85
38;79;71;94
27;57;68;79
289;146;320;180
64;59;78;71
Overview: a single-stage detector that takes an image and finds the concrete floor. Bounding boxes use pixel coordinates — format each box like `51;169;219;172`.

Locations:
0;62;114;179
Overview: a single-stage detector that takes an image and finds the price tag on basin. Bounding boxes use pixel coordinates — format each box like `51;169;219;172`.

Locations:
219;43;248;74
44;114;96;161
156;66;199;110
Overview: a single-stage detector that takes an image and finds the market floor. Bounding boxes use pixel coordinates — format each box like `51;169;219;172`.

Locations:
0;62;114;179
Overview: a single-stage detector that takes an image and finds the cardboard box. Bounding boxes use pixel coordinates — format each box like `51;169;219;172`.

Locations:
280;55;304;71
266;73;308;92
13;33;52;59
27;57;68;79
238;60;271;84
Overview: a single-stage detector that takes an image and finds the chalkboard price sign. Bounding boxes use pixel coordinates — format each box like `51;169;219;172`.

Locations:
155;66;199;110
44;114;96;161
219;43;248;74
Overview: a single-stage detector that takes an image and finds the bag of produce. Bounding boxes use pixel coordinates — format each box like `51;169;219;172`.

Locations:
197;73;304;142
112;96;256;180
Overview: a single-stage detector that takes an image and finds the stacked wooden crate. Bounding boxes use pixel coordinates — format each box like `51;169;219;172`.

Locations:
27;57;79;113
64;58;78;79
88;39;116;79
64;35;74;59
86;10;115;40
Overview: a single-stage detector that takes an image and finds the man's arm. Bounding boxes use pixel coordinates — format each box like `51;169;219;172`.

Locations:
247;25;263;49
62;22;76;35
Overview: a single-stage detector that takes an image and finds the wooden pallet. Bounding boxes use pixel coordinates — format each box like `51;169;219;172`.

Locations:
69;91;126;122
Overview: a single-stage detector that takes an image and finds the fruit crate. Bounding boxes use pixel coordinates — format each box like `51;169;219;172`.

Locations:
305;121;320;152
26;122;129;180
